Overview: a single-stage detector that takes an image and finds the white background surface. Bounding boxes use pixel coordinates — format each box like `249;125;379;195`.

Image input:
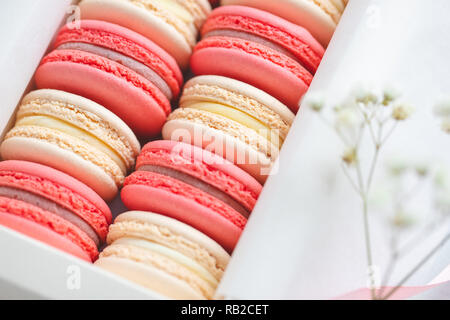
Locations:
217;0;450;299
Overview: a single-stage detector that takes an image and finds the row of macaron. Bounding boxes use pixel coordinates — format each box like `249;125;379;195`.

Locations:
0;0;347;299
0;159;230;299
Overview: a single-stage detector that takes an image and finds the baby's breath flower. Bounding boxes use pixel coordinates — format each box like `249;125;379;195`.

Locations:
342;148;358;166
441;118;450;134
415;165;429;177
355;89;378;105
304;92;325;112
335;108;360;129
392;103;414;121
382;85;401;105
434;168;450;189
388;158;408;176
433;97;450;117
391;210;416;229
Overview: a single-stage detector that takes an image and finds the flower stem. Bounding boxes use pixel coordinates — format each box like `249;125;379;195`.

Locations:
381;231;450;300
366;146;381;193
362;195;377;299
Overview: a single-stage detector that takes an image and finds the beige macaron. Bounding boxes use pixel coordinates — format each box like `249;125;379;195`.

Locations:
0;89;141;201
163;75;294;183
95;211;230;300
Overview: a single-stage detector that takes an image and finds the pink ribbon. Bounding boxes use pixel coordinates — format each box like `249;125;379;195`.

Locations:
335;265;450;300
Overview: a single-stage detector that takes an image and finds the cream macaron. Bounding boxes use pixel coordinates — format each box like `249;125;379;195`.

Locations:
0;89;141;201
79;0;212;68
221;0;348;46
95;211;230;300
163;75;295;183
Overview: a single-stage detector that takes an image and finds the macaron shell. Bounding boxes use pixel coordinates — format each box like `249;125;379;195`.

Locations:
191;36;311;113
0;136;119;201
0;212;91;262
55;20;183;98
203;5;325;73
0;197;98;261
79;0;193;69
121;173;245;252
35;49;170;137
221;0;337;47
110;211;230;277
95;256;205;299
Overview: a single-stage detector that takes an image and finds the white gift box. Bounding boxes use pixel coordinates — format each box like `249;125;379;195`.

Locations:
0;0;449;300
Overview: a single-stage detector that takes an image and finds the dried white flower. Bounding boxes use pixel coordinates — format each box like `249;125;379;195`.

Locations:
392;103;414;121
391;210;416;229
382;85;401;105
304;92;325;112
342;148;358;166
387;158;409;176
355;87;378;105
433;97;450;117
434;168;450;189
441;118;450;134
335;108;360;129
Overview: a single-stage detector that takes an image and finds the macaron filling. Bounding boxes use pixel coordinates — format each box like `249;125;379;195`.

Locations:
14;115;127;174
57;42;173;100
138;165;250;218
185;102;283;148
0;186;100;246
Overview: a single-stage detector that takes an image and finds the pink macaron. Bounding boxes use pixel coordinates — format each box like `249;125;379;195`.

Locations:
191;5;324;113
0;160;112;261
121;140;263;252
35;20;183;137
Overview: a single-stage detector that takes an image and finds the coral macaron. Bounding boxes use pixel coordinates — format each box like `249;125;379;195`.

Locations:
35;20;182;137
0;161;112;262
221;0;348;46
79;0;211;69
0;89;140;201
121;140;262;252
191;6;324;112
95;211;230;299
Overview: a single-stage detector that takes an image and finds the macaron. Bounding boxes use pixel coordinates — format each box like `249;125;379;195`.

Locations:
121;140;263;252
0;160;112;262
79;0;212;69
191;6;324;112
0;89;141;201
221;0;348;46
95;211;230;300
163;75;295;183
35;20;182;137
